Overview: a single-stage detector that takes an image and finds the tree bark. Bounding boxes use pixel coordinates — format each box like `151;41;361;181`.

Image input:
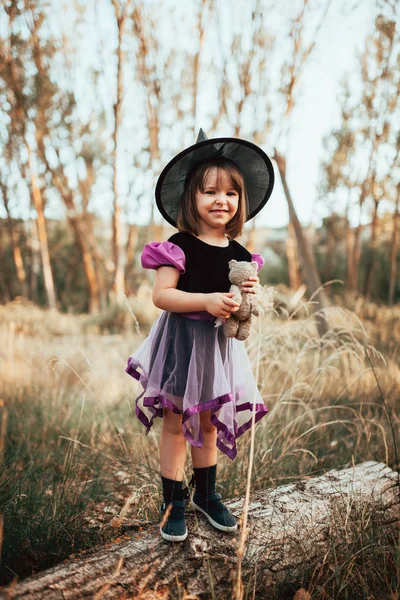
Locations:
343;200;355;292
0;183;28;298
4;461;399;599
363;198;380;298
25;141;57;309
125;224;139;294
324;226;335;287
25;9;104;313
0;227;11;303
245;218;257;254
71;217;101;314
273;149;329;336
192;0;208;134
349;147;377;294
131;3;162;243
37;149;103;314
286;220;302;290
388;183;400;306
111;0;127;304
28;215;40;304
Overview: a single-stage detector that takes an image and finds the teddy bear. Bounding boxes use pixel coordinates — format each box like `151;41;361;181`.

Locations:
215;259;263;341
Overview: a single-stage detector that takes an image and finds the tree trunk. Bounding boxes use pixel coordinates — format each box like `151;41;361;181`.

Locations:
273;149;329;336
70;217;100;314
35;139;105;314
28;216;40;304
147;199;157;243
59;212;101;314
147;91;161;242
349;183;369;294
245;218;257;254
346;228;355;291
131;3;162;245
344;200;355;292
25;141;57;309
4;461;398;599
363;199;380;298
286;220;302;290
111;2;127;305
79;233;100;314
1;184;28;298
0;227;11;302
125;224;139;294
192;0;207;134
388;184;400;306
324;227;335;287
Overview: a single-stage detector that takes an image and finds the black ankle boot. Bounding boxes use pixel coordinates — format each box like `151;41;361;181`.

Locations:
160;476;189;542
191;465;237;532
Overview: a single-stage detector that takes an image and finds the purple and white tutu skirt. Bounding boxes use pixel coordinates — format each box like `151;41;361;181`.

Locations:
126;311;268;460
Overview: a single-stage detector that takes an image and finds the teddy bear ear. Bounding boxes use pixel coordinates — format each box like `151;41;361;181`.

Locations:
251;261;258;270
229;259;237;267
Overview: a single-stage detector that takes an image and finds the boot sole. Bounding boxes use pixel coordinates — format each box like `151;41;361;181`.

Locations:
160;526;188;542
192;501;238;532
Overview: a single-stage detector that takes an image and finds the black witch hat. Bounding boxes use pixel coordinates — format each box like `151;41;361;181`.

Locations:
155;129;275;228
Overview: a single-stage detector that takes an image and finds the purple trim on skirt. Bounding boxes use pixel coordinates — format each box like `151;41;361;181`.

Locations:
126;356;268;460
126;359;141;380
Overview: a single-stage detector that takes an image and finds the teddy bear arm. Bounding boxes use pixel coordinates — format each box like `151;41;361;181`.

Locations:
251;301;262;317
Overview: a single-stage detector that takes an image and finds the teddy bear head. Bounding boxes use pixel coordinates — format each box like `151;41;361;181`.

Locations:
228;259;258;285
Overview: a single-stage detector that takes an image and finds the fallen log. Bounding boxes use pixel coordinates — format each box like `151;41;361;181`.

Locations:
2;461;399;599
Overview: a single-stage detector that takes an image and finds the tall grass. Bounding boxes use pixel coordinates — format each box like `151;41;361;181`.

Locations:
0;295;399;595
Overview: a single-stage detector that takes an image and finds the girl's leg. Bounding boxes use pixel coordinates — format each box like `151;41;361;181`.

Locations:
159;407;187;541
191;410;217;467
190;410;237;532
160;407;186;480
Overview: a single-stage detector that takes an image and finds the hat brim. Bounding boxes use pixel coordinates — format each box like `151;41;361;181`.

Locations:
155;137;274;228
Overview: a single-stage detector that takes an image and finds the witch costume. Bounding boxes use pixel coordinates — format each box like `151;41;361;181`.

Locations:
126;130;274;461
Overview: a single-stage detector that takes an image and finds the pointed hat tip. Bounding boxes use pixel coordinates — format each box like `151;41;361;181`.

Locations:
196;128;208;143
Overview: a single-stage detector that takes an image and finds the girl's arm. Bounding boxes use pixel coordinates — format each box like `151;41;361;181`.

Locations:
152;266;239;318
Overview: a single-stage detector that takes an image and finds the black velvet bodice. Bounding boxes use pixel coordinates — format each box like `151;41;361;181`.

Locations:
168;232;252;294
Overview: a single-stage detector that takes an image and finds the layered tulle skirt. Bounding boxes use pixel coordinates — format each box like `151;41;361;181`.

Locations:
126;311;268;460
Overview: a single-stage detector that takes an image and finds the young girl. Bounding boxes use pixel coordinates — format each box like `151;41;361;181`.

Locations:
126;129;274;542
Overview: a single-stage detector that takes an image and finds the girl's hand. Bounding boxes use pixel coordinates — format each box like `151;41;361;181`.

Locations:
205;292;240;319
242;276;261;295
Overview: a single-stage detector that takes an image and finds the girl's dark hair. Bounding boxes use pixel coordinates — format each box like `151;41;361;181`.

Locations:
176;157;249;240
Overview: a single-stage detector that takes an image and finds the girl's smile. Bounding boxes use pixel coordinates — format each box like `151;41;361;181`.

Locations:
195;167;239;235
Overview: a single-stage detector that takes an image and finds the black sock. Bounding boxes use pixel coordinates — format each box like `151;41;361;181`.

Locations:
193;464;217;497
161;476;183;505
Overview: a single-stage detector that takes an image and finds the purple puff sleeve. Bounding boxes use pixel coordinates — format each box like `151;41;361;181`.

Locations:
251;253;265;272
141;241;186;274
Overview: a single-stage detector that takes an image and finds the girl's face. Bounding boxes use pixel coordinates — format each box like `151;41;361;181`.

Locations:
195;167;239;235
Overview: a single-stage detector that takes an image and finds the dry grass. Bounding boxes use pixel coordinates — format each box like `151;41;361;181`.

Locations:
0;292;399;596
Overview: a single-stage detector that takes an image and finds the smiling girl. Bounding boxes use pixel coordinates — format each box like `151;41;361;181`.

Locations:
126;130;274;542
